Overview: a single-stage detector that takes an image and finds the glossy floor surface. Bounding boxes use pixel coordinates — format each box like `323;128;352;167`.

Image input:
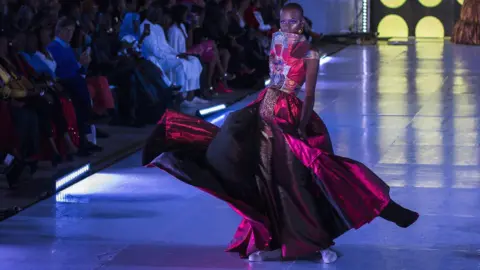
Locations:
2;40;480;269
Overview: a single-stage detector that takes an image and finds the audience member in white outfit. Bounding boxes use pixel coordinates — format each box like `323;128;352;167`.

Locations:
139;4;206;106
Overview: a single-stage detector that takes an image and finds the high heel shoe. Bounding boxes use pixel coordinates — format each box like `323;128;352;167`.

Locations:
215;81;233;93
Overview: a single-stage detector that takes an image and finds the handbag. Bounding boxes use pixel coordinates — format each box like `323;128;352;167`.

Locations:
0;66;29;99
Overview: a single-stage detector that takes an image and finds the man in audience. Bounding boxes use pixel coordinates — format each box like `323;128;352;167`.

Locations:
140;3;204;106
48;17;101;155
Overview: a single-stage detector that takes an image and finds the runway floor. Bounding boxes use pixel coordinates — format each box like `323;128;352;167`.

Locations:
1;40;479;269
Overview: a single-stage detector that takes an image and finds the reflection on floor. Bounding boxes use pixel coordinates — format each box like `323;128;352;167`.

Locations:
1;40;480;269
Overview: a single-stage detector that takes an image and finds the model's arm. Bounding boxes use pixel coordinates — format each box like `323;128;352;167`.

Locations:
299;50;320;136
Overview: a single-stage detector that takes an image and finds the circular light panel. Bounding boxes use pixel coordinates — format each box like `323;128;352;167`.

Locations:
378;14;409;37
380;0;407;8
458;0;464;4
418;0;442;7
415;16;444;38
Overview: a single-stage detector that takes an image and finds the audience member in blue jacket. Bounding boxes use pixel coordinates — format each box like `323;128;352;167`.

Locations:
47;16;99;153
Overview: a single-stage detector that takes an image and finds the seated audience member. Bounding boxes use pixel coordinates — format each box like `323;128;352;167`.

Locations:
111;0;127;34
244;0;274;54
88;13;117;118
20;29;79;164
48;16;101;154
12;0;39;32
244;0;275;35
0;35;39;188
140;3;205;107
112;31;179;125
119;0;141;39
168;5;233;95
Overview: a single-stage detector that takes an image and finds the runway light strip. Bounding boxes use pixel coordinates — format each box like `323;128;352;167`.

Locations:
55;164;90;191
210;114;226;124
198;104;227;116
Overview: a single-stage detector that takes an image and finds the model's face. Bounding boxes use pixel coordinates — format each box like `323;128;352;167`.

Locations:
279;8;304;34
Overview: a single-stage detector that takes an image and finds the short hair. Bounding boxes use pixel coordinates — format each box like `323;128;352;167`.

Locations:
55;16;76;35
170;4;189;25
146;2;164;22
282;3;304;16
191;4;204;15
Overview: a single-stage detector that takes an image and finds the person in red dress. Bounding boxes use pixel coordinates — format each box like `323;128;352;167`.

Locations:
143;3;419;264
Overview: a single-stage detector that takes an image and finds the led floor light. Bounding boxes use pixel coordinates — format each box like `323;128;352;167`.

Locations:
196;104;227;117
55;164;90;191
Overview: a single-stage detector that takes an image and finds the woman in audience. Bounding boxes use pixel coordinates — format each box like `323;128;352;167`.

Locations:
170;4;233;94
0;35;39;188
119;0;141;39
244;0;274;56
13;30;78;166
111;0;127;34
225;0;266;85
244;0;276;36
88;12;117;118
20;29;79;164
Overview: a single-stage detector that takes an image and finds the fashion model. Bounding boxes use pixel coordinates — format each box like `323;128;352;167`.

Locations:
143;3;419;264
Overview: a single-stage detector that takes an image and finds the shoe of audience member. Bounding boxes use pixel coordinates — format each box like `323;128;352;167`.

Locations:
4;159;24;189
86;142;103;152
170;84;182;92
180;100;197;107
191;96;210;104
96;128;110;139
76;148;92;157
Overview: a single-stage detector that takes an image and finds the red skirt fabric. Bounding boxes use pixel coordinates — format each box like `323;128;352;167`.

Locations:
188;40;216;63
144;88;392;259
87;76;115;115
38;96;80;159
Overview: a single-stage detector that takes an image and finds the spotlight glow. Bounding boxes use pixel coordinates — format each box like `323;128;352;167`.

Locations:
264;78;271;87
210;114;226;125
320;56;333;65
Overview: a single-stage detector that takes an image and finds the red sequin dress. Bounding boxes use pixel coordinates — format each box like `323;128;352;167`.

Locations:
144;32;407;259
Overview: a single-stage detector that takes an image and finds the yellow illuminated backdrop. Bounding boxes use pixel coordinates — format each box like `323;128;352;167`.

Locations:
372;0;463;37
